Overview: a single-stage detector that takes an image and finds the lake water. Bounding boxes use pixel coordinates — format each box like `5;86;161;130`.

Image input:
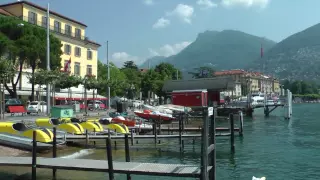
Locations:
1;103;320;180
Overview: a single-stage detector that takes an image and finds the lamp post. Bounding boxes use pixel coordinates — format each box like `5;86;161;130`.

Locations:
46;3;51;115
106;41;110;110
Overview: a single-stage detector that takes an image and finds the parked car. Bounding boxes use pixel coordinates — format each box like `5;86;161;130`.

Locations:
5;99;23;113
27;101;47;114
88;100;106;110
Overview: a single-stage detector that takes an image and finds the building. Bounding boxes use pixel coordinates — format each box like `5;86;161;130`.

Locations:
0;1;103;100
214;69;281;96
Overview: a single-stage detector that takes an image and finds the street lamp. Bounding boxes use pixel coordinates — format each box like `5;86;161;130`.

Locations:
105;41;110;110
46;3;51;115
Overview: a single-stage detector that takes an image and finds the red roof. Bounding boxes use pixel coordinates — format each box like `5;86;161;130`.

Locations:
0;8;12;16
0;1;87;27
214;69;247;76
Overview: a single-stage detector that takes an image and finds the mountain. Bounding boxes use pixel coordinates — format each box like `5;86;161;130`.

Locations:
249;23;320;81
164;30;276;71
139;56;166;68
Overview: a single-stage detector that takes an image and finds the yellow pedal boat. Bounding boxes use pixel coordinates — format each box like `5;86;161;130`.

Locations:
0;122;53;143
35;118;84;135
62;118;104;133
97;118;129;134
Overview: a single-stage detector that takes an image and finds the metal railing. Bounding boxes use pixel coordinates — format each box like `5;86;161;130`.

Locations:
20;16;87;41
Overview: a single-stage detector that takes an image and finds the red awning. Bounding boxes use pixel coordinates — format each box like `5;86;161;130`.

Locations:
54;97;108;101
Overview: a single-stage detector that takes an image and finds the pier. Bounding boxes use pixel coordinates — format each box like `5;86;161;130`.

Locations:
0;106;242;180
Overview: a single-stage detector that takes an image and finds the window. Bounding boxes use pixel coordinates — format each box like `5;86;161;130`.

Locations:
87;50;92;60
41;16;47;27
54;20;61;33
28;11;37;24
86;65;92;75
75;47;81;57
65;24;72;36
64;44;71;55
75;28;81;38
74;62;80;76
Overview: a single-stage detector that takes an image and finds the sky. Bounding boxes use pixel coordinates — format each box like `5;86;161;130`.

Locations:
2;0;320;67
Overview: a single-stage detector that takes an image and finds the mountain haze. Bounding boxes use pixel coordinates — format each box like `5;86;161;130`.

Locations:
140;30;276;72
249;23;320;81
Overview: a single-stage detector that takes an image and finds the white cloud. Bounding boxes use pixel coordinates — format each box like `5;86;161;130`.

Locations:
152;18;170;29
221;0;270;9
111;52;142;67
143;0;154;5
148;41;191;57
167;4;194;24
197;0;218;9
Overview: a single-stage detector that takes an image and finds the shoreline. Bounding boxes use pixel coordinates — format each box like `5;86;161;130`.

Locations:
0;145;28;157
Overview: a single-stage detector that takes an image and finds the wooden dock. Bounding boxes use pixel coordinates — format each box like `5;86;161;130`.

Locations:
0;157;210;178
61;133;232;141
129;127;240;132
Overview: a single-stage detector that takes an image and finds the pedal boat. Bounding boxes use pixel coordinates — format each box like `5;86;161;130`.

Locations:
63;118;104;133
36;118;84;135
0;122;53;143
95;118;129;134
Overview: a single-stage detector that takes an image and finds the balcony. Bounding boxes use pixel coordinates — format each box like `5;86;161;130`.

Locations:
20;16;86;41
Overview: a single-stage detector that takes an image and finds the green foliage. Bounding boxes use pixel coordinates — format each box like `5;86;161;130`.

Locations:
0;57;15;80
123;60;138;70
97;61;127;96
0;16;62;98
188;66;215;79
282;80;319;95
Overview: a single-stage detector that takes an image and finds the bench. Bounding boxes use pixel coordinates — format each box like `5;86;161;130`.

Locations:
9;106;27;116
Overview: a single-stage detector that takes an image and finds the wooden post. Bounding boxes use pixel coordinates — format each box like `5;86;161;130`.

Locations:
200;107;209;180
154;123;157;145
32;130;37;180
106;137;114;180
230;113;235;153
52;127;57;179
209;108;216;180
130;130;134;146
124;134;131;180
239;111;244;137
167;126;170;135
179;113;182;148
93;128;96;146
85;129;89;148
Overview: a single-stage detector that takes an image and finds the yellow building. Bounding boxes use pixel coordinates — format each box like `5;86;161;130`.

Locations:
0;1;100;78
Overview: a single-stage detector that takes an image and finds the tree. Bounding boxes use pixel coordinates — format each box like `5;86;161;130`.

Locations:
123;60;138;70
188;66;215;79
141;69;161;98
97;61;127;96
0;16;62;99
155;62;182;80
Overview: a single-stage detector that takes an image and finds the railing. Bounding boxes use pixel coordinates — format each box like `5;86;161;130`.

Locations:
20;16;87;41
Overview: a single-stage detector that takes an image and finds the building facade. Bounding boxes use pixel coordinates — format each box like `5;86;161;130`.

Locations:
0;1;101;98
214;69;281;97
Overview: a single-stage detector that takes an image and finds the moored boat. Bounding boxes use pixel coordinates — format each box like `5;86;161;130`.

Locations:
65;118;104;133
36;118;84;135
134;109;175;123
0;122;53;143
112;116;136;127
97;118;129;134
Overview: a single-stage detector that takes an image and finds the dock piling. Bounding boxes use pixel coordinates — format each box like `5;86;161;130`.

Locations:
200;107;209;180
85;130;88;148
239;111;244;137
106;137;114;180
32;130;37;180
130;130;134;146
209;107;216;180
53;127;57;179
230;113;235;153
124;134;131;180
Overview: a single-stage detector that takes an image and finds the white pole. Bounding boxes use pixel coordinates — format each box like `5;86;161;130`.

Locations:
106;41;111;110
286;89;290;119
46;3;51;115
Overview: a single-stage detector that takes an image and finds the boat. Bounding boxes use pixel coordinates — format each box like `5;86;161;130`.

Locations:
35;118;84;135
63;118;104;133
112;116;136;127
134;109;175;123
0;122;53;143
109;111;128;118
252;177;266;180
96;118;129;134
